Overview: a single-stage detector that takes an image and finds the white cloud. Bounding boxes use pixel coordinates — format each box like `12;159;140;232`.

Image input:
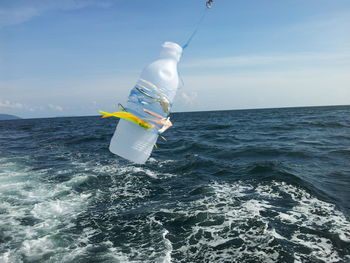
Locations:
0;73;135;117
48;104;63;111
287;11;350;47
0;7;39;27
176;67;350;112
0;99;65;118
0;0;114;28
178;90;198;105
182;51;350;70
0;100;24;109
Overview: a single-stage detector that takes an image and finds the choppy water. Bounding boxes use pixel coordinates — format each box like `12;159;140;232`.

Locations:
0;105;349;263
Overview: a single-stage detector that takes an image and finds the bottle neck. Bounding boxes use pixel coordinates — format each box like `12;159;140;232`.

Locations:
159;52;180;62
159;42;182;62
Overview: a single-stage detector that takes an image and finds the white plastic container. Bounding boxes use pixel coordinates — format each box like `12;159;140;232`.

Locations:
109;42;182;164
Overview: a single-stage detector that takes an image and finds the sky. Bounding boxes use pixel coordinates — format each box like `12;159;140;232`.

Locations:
1;0;350;118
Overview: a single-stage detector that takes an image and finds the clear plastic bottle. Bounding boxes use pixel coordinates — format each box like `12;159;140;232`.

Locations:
109;42;183;164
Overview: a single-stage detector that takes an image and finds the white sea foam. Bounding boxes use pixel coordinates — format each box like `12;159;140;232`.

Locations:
150;217;173;263
1;155;349;263
91;162;174;180
165;180;350;262
277;182;350;243
0;159;91;263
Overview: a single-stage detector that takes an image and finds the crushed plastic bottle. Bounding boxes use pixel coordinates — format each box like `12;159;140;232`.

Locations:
109;42;182;164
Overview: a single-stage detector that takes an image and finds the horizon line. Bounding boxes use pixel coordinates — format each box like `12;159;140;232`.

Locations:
2;103;349;121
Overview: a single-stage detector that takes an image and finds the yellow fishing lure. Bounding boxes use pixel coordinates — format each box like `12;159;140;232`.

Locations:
99;110;152;130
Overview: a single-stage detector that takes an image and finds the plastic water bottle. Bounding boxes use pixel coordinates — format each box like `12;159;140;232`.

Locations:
109;42;183;164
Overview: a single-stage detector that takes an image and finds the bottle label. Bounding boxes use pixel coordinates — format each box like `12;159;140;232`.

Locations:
126;79;172;133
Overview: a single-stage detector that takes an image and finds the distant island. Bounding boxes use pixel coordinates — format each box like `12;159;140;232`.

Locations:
0;114;22;120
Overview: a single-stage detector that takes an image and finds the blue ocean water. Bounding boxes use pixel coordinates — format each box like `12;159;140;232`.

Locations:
0;105;349;263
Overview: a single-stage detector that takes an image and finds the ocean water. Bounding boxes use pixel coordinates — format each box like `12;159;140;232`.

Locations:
0;105;349;263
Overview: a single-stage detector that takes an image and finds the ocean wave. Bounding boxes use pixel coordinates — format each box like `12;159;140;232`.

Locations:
1;106;349;262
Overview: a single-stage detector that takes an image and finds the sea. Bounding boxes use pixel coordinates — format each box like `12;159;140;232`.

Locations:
0;105;349;263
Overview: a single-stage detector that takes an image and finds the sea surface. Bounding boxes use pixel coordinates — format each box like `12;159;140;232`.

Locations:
0;105;349;263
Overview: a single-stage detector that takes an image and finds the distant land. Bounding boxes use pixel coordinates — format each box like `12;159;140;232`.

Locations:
0;114;22;120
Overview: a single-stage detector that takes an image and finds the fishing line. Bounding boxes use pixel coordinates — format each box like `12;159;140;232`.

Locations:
179;5;211;102
180;6;210;91
182;7;209;50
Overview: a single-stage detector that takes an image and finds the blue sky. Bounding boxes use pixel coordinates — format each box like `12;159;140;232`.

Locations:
1;0;350;118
